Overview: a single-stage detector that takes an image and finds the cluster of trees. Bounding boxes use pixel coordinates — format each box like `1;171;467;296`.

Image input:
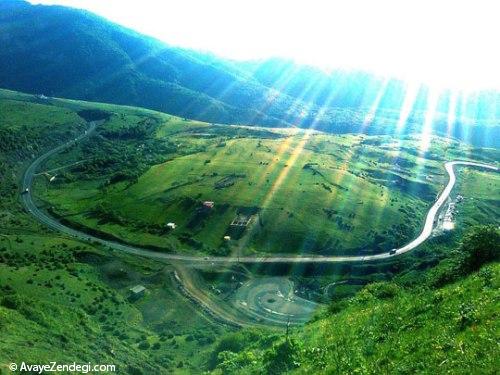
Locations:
70;126;176;185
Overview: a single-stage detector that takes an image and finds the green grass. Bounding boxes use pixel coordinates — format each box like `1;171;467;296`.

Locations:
1;88;498;374
41;119;499;256
0;233;228;373
0;99;83;132
454;168;500;228
0;89;233;373
6;86;493;258
209;260;500;374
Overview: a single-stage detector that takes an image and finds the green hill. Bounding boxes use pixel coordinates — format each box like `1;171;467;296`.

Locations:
0;0;302;127
3;88;498;258
0;88;233;373
208;226;500;374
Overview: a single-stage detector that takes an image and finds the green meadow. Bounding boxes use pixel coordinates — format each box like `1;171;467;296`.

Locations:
40;110;499;257
0;88;498;374
0;89;235;373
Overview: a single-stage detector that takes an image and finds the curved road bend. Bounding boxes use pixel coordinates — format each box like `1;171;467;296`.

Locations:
21;123;498;264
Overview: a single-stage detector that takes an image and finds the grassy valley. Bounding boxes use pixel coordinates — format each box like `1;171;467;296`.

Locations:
36;98;499;257
0;1;499;373
0;88;498;374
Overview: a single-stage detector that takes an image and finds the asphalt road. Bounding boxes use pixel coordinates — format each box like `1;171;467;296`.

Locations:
21;122;498;264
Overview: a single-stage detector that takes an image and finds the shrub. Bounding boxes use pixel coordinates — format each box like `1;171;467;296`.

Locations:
477;266;494;288
328;299;349;315
427;258;463;288
358;282;400;301
264;339;300;374
457;302;478;330
427;226;499;288
459;225;499;272
126;365;143;375
217;351;258;373
138;341;150;350
209;330;262;369
1;294;22;310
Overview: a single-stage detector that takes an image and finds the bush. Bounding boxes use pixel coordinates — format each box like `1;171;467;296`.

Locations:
358;282;400;301
457;302;478;330
138;341;150;350
217;351;258;373
459;225;499;272
209;330;262;369
264;339;300;374
328;299;349;315
427;258;463;288
427;226;499;288
1;294;22;310
126;365;143;375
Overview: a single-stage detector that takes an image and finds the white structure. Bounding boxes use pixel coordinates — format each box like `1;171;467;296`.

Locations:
130;285;146;294
224;235;231;241
167;222;177;229
203;201;215;209
129;285;146;300
443;201;456;231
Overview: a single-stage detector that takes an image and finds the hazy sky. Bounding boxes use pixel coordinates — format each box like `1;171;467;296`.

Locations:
29;0;500;89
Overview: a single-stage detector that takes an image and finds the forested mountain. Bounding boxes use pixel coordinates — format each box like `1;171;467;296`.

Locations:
0;0;499;146
0;0;305;126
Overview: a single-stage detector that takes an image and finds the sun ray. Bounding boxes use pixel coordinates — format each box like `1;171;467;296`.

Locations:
395;81;421;133
362;79;390;127
418;87;439;153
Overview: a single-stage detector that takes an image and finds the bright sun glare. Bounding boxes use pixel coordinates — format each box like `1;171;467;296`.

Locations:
31;0;500;91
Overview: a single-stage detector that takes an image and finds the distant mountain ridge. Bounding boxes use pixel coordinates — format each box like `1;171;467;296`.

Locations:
0;0;499;146
0;0;300;126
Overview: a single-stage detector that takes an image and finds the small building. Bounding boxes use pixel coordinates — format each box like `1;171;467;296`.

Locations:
223;235;231;241
167;222;176;229
128;285;146;301
203;201;215;209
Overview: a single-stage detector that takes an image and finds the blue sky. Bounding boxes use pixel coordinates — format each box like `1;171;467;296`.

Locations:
29;0;500;90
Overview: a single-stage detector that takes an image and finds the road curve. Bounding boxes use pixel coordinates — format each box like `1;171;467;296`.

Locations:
21;123;498;264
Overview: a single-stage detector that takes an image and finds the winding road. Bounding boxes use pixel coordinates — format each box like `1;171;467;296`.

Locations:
21;122;498;264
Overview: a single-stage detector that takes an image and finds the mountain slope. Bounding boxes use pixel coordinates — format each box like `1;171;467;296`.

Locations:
209;226;500;374
0;0;303;126
0;0;499;146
